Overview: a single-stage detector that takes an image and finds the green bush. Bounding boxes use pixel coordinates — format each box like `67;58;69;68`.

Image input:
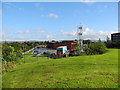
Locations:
84;42;107;55
2;44;23;62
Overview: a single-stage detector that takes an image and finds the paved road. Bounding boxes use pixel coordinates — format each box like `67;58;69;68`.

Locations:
22;47;36;55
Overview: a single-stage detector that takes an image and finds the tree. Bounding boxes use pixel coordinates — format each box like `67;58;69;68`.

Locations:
2;44;16;61
83;40;91;44
95;41;107;54
84;41;107;55
98;38;101;42
2;43;23;62
51;40;56;42
106;35;110;42
74;42;84;56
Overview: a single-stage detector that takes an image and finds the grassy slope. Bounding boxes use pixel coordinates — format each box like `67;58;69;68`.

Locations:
2;49;118;88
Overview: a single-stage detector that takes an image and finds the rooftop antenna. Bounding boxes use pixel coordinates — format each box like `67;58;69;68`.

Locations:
77;24;84;51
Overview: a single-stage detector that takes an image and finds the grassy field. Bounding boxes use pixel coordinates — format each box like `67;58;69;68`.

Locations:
2;49;118;88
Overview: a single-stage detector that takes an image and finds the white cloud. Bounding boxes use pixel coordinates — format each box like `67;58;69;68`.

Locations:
15;28;45;34
3;36;30;41
60;27;118;41
83;28;118;40
42;13;59;18
15;30;31;34
2;28;45;41
61;30;76;36
2;27;118;41
45;35;56;39
47;13;59;18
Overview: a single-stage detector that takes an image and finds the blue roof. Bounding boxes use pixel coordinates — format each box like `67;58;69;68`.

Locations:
57;48;63;50
34;50;40;53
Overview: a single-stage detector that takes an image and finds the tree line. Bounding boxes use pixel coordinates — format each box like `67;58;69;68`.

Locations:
2;41;47;62
2;39;120;62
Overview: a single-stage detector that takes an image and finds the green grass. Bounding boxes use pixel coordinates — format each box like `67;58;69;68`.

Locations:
2;49;118;88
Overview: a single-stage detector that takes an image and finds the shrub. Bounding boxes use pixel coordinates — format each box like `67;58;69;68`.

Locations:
73;43;82;56
2;44;23;62
84;41;107;55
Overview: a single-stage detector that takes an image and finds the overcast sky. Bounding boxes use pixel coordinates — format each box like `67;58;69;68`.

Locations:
1;2;118;41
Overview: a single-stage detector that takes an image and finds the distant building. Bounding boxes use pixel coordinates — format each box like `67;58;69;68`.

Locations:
57;46;67;54
47;41;77;52
35;47;57;54
111;33;120;42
